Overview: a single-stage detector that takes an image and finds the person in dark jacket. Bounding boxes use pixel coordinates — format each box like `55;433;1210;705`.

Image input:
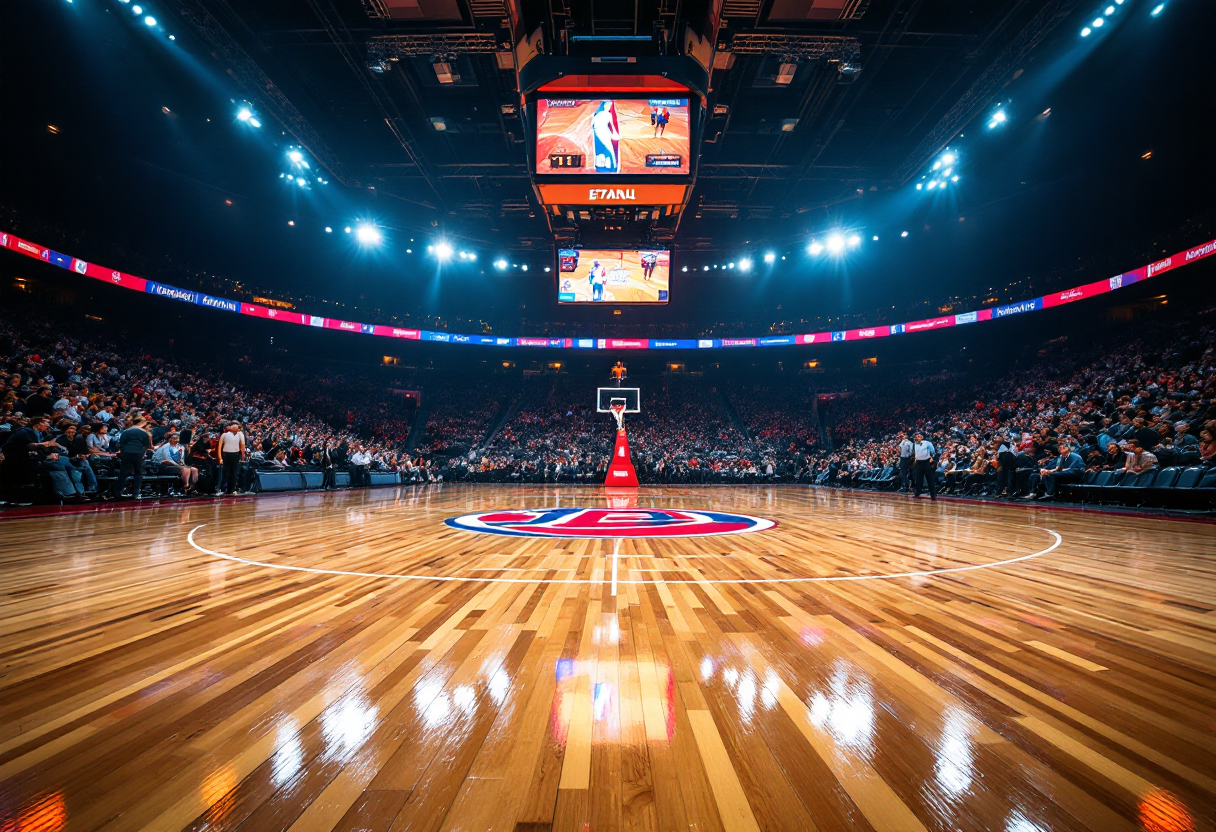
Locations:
114;417;153;499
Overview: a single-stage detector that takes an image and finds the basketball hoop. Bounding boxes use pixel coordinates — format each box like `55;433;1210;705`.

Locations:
609;402;627;431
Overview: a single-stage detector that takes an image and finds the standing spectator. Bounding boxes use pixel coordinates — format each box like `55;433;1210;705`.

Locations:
216;422;246;495
114;416;152;500
349;444;371;487
911;431;937;500
897;431;913;493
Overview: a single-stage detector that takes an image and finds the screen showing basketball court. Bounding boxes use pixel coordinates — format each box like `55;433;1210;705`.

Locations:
557;249;670;304
535;98;691;176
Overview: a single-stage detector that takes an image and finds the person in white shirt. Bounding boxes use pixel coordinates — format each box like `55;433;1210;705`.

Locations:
911;431;937;500
153;433;199;494
349;446;372;487
216;422;246;494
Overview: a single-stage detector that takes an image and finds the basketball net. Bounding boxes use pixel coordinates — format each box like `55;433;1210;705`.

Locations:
609;403;627;432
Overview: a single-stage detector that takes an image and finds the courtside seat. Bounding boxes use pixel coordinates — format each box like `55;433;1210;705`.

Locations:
1066;469;1113;503
1143;466;1195;509
1186;468;1216;511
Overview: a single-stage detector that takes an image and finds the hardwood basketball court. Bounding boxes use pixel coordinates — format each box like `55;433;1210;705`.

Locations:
1;485;1214;831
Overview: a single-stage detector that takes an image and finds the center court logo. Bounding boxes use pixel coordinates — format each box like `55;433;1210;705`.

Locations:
445;507;776;538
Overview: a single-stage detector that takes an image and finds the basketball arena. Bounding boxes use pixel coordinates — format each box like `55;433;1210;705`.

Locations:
1;0;1215;830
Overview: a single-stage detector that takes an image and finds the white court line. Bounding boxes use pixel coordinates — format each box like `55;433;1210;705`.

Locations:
186;525;1063;586
611;539;620;596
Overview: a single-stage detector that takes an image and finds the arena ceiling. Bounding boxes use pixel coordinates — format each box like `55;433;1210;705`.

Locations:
1;0;1211;326
124;0;1077;246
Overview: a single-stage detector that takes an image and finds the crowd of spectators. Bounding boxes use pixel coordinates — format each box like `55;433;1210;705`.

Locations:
3;288;1214;505
811;311;1216;500
0;312;443;503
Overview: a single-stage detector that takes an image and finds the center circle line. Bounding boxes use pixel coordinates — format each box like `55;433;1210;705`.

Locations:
186;524;1063;585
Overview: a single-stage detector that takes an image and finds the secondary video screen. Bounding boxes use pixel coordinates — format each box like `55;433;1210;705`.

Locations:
536;98;691;176
557;249;671;304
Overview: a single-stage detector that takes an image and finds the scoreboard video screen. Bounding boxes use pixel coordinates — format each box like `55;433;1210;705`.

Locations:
536;98;691;176
557;249;671;304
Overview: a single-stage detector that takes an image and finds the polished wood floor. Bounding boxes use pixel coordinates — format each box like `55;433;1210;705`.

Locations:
1;486;1214;832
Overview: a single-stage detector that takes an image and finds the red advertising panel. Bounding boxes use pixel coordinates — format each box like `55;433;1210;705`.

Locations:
845;327;889;340
3;233;47;259
241;304;307;326
1042;278;1113;308
797;333;831;345
80;262;147;292
905;316;955;333
372;325;421;340
602;339;649;350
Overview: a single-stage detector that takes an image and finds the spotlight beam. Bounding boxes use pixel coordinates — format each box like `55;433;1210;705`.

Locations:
165;0;354;186
891;0;1082;184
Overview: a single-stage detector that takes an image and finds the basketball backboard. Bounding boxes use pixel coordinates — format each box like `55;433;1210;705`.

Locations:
596;387;641;413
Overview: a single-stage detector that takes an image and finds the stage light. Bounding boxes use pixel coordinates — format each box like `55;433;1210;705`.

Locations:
988;109;1007;129
728;262;735;269
826;233;845;254
287;149;305;166
433;241;454;261
325;226;332;233
703;265;710;272
927;180;938;190
682;266;688;272
168;34;175;40
1104;5;1114;14
808;241;824;256
951;175;959;182
468;253;477;262
248;117;260;128
941;152;955;165
494;259;508;270
344;226;351;233
763;252;775;264
847;234;861;248
1150;3;1164;14
521;264;528;272
739;258;753;272
236;108;252;121
132;5;142;13
916;183;924;190
872;235;879;241
1081;26;1092;35
355;224;382;245
144;15;156;25
543;266;551;272
1092;17;1104;26
901;230;909;237
287;220;295;226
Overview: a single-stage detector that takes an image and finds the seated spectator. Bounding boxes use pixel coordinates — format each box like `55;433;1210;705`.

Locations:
1123;440;1158;475
1198;428;1215;465
1033;439;1085;501
152;433;199;495
1175;422;1199;447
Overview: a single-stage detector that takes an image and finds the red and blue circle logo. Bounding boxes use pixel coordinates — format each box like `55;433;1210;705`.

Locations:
445;507;776;539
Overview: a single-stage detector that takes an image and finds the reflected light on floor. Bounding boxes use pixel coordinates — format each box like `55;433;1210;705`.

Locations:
4;792;67;832
200;766;238;825
1138;788;1195;832
807;665;876;757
